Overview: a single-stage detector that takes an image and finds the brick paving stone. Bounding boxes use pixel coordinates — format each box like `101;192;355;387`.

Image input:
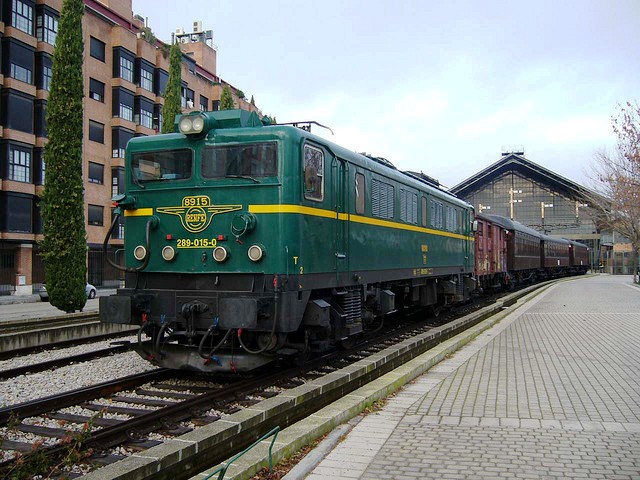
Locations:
306;276;640;479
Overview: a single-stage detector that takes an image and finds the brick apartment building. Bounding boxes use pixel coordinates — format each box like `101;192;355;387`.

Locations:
0;0;260;295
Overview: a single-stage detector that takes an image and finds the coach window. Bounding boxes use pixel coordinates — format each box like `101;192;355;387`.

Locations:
421;197;427;227
355;173;365;214
303;144;324;202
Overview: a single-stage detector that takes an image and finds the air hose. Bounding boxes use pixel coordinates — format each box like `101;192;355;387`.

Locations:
103;212;157;272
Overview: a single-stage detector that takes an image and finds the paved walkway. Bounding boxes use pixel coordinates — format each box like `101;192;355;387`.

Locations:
304;275;640;479
0;289;115;322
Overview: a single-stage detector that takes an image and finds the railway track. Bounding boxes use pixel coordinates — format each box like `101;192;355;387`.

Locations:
0;342;133;381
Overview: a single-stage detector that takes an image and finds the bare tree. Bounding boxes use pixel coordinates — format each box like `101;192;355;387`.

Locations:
590;101;640;283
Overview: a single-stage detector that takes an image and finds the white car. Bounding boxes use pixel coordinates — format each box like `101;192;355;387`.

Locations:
39;283;97;302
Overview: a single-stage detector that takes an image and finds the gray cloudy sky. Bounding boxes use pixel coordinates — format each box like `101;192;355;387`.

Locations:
132;0;638;189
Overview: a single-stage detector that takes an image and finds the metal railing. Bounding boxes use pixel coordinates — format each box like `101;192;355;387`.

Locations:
203;426;280;480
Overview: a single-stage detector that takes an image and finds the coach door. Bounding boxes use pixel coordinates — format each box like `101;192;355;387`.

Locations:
332;156;350;278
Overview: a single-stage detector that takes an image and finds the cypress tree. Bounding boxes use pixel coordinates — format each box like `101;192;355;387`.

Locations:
41;0;87;312
220;85;235;110
161;41;183;133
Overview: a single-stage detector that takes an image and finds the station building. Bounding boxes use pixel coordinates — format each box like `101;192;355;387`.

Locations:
450;152;603;269
0;0;260;295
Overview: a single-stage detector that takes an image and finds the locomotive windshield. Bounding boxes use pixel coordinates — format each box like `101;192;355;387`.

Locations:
132;149;192;182
202;142;277;179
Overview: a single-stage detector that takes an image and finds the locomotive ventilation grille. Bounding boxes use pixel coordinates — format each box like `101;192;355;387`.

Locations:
338;287;362;325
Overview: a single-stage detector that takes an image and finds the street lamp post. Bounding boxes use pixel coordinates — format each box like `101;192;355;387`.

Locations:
509;188;522;220
541;202;553;234
478;203;491;214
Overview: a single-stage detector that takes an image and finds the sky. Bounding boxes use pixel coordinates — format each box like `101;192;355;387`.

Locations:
132;0;638;190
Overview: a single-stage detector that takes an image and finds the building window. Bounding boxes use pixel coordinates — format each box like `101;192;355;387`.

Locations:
119;104;133;121
90;36;105;62
88;204;103;226
34;100;47;137
186;88;195;109
120;56;134;83
153;104;163;131
36;9;58;45
139;108;153;129
303;144;324;202
12;0;34;35
112;167;124;197
33;148;45;185
200;95;209;111
88;162;104;184
0;90;34;133
111;209;125;239
10;63;32;84
6;38;35;85
140;68;153;92
112;127;134;159
89;120;104;143
9;146;32;183
35;52;53;91
89;78;105;102
135;97;154;130
0;192;33;233
113;87;134;122
155;68;169;95
42;65;52;90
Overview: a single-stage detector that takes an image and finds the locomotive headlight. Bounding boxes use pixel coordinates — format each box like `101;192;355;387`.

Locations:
178;113;206;135
248;244;265;262
161;245;176;262
213;246;229;262
191;115;205;132
133;245;147;261
178;117;193;133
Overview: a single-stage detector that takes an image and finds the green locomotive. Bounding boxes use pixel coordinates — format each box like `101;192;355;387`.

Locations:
100;109;475;372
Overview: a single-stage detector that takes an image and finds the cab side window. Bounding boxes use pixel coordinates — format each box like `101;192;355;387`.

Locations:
355;172;365;214
303;144;324;201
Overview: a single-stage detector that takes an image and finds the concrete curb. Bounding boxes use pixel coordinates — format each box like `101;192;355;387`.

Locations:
281;421;356;480
191;286;550;480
